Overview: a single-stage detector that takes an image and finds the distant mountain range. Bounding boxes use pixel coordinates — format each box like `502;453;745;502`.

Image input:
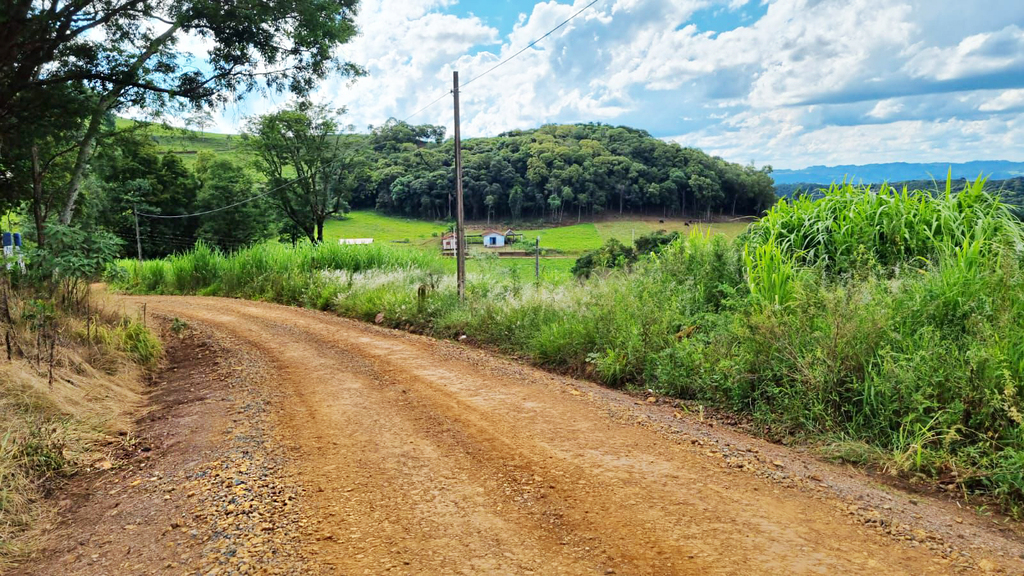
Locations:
772;161;1024;185
773;177;1024;211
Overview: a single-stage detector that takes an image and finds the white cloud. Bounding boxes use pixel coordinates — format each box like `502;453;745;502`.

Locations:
318;0;499;130
905;24;1024;81
980;89;1024;112
867;100;904;120
195;0;1024;168
683;113;1024;167
176;30;215;58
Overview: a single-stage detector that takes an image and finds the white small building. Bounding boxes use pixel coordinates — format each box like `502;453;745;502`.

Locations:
339;238;373;245
482;230;506;248
441;232;458;252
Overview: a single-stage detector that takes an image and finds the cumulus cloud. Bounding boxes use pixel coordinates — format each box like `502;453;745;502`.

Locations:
905;25;1024;82
682;113;1024;167
318;0;499;129
980;89;1024;112
866;100;904;120
199;0;1024;167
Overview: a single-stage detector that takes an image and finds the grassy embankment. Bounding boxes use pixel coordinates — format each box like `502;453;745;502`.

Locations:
0;290;161;567
111;179;1024;515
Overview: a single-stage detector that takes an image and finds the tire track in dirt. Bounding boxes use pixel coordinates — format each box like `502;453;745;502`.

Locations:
119;295;1020;575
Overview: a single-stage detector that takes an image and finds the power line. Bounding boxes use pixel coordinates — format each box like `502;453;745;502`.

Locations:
136;191;272;219
135;179;286;219
136;160;337;219
461;0;601;89
402;90;452;123
137;129;361;219
401;0;602;121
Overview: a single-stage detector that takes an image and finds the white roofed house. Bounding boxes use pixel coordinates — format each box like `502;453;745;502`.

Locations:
338;238;373;245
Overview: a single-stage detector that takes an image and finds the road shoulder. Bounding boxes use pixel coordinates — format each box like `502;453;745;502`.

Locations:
11;318;314;576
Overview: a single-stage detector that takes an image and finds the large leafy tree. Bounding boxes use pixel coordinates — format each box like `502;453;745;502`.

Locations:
370;118;446;153
0;0;363;226
0;83;96;246
193;153;274;251
246;102;356;244
89;131;200;258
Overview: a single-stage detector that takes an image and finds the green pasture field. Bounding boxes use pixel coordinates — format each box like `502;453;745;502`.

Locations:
324;212;750;256
324;211;448;246
517;219;750;254
320;211;750;281
464;256;575;283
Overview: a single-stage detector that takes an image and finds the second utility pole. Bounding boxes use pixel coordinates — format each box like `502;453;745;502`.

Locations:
133;206;143;263
453;71;466;301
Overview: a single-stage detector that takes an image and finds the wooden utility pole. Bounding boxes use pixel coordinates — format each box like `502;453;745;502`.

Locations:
133;206;143;263
453;71;466;301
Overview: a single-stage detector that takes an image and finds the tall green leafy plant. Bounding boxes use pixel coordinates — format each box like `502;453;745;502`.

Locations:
25;224;122;310
747;177;1022;274
744;238;797;308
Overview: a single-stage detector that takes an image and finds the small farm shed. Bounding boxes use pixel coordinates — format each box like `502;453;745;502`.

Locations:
441;232;458;252
339;238;373;245
482;229;506;248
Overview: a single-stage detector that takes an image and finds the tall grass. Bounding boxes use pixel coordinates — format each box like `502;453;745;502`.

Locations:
111;179;1024;514
116;240;442;305
747;177;1023;274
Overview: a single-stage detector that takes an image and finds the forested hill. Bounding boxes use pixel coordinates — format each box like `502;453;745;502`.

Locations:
345;121;777;221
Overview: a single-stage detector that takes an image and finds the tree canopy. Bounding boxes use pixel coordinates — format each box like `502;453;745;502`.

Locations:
194;152;275;251
351;122;777;222
245;102;358;244
0;0;363;233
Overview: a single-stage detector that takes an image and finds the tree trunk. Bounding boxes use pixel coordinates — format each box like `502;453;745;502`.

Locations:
60;22;182;225
58;97;108;225
30;145;46;247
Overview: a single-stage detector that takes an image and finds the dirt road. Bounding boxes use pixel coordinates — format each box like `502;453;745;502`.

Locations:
23;294;1024;575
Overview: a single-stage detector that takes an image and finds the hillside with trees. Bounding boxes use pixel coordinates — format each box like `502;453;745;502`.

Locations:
352;120;777;222
70;113;779;256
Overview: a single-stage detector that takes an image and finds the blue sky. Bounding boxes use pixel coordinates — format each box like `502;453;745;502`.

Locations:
194;0;1024;169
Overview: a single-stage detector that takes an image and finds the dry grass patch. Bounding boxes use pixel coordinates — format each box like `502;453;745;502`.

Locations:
0;293;157;568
